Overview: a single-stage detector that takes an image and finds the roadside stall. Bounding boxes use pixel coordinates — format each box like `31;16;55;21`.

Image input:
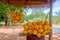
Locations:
0;0;55;40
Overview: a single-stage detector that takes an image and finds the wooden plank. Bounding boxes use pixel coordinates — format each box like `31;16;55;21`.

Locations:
1;0;8;4
0;0;55;7
27;0;44;2
8;0;18;3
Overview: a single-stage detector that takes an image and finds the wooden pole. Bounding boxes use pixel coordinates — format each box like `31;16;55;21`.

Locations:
49;0;53;40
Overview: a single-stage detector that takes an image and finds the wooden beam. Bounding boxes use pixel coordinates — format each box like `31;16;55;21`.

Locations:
27;1;45;5
1;0;8;4
27;0;44;2
0;0;55;8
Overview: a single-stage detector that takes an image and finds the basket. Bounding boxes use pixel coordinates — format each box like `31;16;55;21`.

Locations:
27;35;45;40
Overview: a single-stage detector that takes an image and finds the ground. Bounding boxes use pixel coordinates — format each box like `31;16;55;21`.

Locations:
0;26;60;40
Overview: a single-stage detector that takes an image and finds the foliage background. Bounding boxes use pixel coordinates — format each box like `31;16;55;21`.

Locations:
0;2;60;26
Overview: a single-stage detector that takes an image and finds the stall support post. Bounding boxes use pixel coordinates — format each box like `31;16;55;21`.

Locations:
49;0;53;40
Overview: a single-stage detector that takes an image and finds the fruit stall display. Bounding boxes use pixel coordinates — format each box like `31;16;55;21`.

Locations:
23;21;52;40
0;0;53;40
9;7;52;40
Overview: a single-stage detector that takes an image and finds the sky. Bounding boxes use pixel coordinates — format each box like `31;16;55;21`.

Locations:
53;0;60;12
26;0;60;16
52;0;60;16
44;0;60;16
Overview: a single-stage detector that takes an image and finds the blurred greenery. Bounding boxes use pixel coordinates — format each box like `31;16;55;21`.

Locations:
0;2;8;21
54;10;60;24
24;14;34;21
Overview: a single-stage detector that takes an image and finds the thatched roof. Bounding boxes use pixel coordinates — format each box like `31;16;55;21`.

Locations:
0;0;55;8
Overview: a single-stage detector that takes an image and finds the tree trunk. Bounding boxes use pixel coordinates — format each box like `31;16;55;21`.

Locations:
7;17;10;26
5;14;8;26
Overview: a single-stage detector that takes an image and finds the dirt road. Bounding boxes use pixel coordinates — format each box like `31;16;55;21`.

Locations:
0;26;60;40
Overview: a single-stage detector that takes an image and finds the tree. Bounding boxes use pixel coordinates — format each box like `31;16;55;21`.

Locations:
0;2;9;26
52;16;57;23
24;14;34;21
32;8;44;18
55;10;60;17
54;10;60;24
31;8;47;21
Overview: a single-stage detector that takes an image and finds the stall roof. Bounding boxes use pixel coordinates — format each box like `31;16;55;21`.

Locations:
0;0;55;8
